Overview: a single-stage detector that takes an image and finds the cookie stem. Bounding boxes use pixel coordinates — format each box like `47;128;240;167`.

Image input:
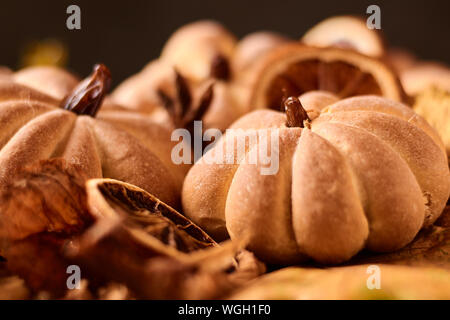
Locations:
61;64;111;117
284;96;310;128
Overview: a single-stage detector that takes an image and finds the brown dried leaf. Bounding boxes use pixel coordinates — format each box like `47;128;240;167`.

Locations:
350;204;450;269
160;70;214;131
0;159;93;295
0;158;92;245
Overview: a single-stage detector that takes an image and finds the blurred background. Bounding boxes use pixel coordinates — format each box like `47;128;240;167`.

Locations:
0;0;449;87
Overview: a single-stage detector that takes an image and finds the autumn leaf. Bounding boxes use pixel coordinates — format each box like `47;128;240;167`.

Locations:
0;158;92;246
349;204;450;269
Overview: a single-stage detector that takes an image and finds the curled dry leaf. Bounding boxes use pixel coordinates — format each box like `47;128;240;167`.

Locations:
0;158;91;244
0;158;93;295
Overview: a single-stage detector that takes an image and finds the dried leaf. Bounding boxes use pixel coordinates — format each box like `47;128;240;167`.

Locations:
350;204;450;269
160;70;214;131
0;158;92;246
0;159;93;295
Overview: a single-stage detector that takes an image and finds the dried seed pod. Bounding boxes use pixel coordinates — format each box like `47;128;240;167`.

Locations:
158;71;215;132
113;60;243;132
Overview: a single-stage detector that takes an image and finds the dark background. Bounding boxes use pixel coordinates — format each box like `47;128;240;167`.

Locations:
0;0;449;87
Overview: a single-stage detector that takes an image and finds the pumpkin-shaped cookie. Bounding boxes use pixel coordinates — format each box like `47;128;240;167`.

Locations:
182;92;450;264
0;64;188;207
301;15;386;58
231;31;289;75
112;20;244;132
0;67;12;81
